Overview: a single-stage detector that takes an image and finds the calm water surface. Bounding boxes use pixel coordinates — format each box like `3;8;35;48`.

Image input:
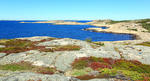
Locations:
0;21;134;41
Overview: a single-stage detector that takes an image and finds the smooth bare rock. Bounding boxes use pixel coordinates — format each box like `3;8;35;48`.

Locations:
0;45;5;48
0;72;80;81
17;36;52;41
38;38;92;48
55;52;77;71
0;53;6;58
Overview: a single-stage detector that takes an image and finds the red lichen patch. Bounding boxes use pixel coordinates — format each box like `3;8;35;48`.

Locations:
72;57;113;70
76;74;110;80
88;62;112;70
103;58;115;65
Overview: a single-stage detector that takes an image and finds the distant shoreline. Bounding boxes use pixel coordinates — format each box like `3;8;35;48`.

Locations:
19;19;150;42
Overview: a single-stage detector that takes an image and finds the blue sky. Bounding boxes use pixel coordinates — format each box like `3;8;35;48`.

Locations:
0;0;150;20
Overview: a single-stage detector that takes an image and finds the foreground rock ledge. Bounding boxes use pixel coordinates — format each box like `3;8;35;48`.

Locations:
0;36;150;81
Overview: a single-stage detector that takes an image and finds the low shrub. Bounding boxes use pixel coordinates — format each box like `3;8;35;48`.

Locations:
0;39;81;54
0;39;42;54
71;56;150;80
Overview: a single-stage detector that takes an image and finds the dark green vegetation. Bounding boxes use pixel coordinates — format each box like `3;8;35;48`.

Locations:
72;57;150;80
90;42;105;49
127;28;138;31
137;19;150;32
136;42;150;47
0;38;81;54
93;42;104;46
106;20;131;24
0;61;56;74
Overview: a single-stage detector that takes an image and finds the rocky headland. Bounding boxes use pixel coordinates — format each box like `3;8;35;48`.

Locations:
0;36;150;81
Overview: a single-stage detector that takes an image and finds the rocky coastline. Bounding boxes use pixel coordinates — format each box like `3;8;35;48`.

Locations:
20;19;150;43
0;36;150;81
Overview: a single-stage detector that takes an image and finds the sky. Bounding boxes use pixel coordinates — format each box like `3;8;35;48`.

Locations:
0;0;150;20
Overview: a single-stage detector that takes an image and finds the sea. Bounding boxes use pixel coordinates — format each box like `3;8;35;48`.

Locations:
0;20;134;41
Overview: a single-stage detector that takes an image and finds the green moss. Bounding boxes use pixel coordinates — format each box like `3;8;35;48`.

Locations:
0;62;33;71
99;68;143;80
72;60;88;69
0;62;56;74
99;68;117;76
71;68;93;77
121;70;143;80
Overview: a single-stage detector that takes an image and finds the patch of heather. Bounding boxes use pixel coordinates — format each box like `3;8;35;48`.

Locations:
71;56;150;80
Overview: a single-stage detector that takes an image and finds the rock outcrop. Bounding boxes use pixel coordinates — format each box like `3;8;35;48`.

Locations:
0;36;150;81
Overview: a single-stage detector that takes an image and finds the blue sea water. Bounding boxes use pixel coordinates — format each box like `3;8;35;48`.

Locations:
0;21;134;41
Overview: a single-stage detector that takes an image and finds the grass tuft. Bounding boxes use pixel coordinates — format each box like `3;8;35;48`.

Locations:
0;61;56;75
